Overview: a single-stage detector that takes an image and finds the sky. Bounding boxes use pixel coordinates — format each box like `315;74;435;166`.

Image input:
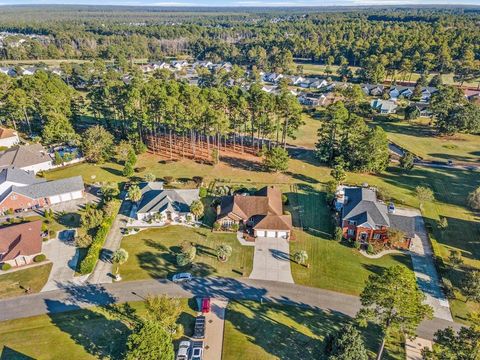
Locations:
0;0;479;6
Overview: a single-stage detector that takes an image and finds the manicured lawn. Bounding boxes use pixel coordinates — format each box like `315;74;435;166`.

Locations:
371;117;480;164
287;185;413;295
222;300;405;360
0;263;52;299
0;300;196;360
120;226;254;281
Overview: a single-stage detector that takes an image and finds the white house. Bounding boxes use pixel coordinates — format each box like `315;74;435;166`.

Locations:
0;167;45;199
0;144;54;173
0;128;20;148
371;99;398;114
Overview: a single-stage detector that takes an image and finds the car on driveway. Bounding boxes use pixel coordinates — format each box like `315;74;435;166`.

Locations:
191;341;204;360
176;340;191;360
193;316;205;339
172;272;192;283
201;297;211;313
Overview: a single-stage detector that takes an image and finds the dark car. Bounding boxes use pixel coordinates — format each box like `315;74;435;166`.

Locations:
193;316;205;339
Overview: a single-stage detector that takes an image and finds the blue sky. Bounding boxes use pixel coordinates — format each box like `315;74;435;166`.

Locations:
0;0;479;6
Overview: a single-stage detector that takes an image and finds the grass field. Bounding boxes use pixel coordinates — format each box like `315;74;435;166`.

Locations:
0;263;52;299
0;299;196;360
120;226;254;281
371;117;480;164
222;300;405;360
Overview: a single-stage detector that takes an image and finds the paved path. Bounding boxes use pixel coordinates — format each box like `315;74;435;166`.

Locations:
203;299;228;360
87;196;131;284
0;277;460;340
249;237;294;283
405;337;433;360
396;208;453;321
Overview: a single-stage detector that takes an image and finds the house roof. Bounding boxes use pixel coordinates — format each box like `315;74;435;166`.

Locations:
0;144;51;170
342;187;390;228
137;184;199;214
388;214;416;238
218;186;292;231
0;220;43;261
11;176;84;200
0;128;17;140
0;167;45;187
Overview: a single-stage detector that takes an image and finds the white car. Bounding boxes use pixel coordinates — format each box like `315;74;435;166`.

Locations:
191;346;203;360
172;272;192;283
176;340;191;360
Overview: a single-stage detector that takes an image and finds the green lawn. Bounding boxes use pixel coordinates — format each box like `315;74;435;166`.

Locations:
0;263;52;299
287;185;413;295
222;300;405;360
0;300;196;360
371;117;480;164
120;226;254;281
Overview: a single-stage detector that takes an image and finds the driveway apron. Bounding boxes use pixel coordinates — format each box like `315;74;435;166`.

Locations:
249;237;294;283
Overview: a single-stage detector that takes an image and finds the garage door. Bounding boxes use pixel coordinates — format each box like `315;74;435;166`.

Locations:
266;231;276;238
49;195;61;204
256;231;266;237
277;231;288;239
60;193;72;202
70;191;83;200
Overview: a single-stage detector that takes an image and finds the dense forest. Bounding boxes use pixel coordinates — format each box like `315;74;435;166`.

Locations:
0;6;479;82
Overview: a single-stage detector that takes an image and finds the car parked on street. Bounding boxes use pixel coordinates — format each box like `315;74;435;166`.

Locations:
172;272;192;283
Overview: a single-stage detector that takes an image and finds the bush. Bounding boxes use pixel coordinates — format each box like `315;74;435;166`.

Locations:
164;176;174;185
192;176;204;186
231;223;239;232
354;241;361;249
282;194;289;205
33;254;46;262
199;187;208;198
334;227;343;242
1;263;12;271
367;244;374;254
213;221;221;231
79;200;121;274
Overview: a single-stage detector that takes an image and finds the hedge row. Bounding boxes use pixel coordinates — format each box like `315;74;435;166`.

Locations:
79;200;121;275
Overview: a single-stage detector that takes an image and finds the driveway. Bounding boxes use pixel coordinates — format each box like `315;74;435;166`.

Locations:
203;299;228;360
41;230;87;292
249;237;294;283
396;208;453;321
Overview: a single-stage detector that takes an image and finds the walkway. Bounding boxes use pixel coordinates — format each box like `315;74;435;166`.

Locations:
396;208;453;321
203;299;228;360
405;337;433;360
249;237;294;283
87;196;131;284
0;277;460;341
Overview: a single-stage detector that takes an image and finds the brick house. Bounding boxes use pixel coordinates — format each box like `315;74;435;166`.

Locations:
0;220;43;267
337;187;414;245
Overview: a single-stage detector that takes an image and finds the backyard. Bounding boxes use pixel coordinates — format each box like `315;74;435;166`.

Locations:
119;226;254;281
222;300;405;360
0;299;196;360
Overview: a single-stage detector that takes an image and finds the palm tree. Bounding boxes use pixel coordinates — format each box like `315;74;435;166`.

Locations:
127;184;142;203
112;248;129;281
293;250;308;266
216;244;233;262
190;200;204;221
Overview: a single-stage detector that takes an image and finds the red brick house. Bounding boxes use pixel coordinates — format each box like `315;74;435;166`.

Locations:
338;187;414;245
0;220;43;267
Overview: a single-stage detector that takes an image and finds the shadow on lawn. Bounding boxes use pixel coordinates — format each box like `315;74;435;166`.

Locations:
0;347;35;360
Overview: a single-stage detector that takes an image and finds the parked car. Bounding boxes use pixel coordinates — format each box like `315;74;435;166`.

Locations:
191;341;204;360
201;298;211;313
176;340;191;360
172;272;192;283
193;316;205;339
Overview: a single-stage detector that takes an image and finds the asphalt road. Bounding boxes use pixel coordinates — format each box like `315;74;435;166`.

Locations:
0;277;462;340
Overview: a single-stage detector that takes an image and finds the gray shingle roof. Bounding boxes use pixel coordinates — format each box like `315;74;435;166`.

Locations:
0;167;45;186
388;214;416;238
0;144;51;169
12;176;84;199
137;184;199;214
342;188;390;227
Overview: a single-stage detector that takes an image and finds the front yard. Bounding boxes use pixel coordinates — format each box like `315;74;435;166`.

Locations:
222;300;405;360
120;226;254;281
0;263;52;299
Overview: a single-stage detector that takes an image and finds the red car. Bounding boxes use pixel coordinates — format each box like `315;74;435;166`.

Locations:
201;298;211;313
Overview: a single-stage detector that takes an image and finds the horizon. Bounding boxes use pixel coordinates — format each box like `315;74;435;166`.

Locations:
1;1;480;8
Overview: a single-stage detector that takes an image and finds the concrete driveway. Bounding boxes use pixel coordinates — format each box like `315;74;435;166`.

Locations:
249;237;294;283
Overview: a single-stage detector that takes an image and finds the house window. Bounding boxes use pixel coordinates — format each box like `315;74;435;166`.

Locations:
348;220;356;226
347;229;354;236
373;233;381;240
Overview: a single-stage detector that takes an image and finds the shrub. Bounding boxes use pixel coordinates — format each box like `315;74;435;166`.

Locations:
164;176;174;185
123;162;134;177
438;217;449;230
334;227;343;242
367;244;374;254
1;263;12;271
33;254;46;262
282;194;289;205
192;176;204;186
354;241;361;249
231;223;239;232
199;187;208;198
213;221;221;231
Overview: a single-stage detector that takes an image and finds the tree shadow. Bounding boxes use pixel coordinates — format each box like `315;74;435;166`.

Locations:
0;347;35;360
55;212;81;228
220;156;265;172
284;171;319;184
100;167;123;177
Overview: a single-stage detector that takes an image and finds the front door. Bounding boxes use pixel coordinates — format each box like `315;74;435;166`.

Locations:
360;232;368;243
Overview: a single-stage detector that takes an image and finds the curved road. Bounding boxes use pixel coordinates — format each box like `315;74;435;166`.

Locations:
0;276;461;340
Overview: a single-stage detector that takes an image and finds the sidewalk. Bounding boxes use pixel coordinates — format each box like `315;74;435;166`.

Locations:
203;299;228;360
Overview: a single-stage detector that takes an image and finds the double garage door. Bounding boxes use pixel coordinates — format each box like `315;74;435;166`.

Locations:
256;230;288;239
49;191;83;204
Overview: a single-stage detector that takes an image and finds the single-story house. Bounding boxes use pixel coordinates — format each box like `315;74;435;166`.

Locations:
371;99;398;114
0;220;43;267
217;186;292;239
0;67;16;77
337;187;415;246
136;182;200;223
298;93;325;106
0;144;53;173
0;174;84;214
0;128;20;148
0;167;45;199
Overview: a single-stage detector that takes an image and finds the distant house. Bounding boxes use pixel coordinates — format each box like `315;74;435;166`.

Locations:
412;102;432;117
298;93;325;106
135;182;200;223
0;220;43;267
465;90;480;105
20;67;37;76
261;85;278;94
0;67;16;77
309;79;329;89
361;84;384;97
0;144;53;173
371;99;398;114
0;173;84;214
0;128;20;148
171;60;189;70
337;187;414;246
217;186;292;239
263;73;283;83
